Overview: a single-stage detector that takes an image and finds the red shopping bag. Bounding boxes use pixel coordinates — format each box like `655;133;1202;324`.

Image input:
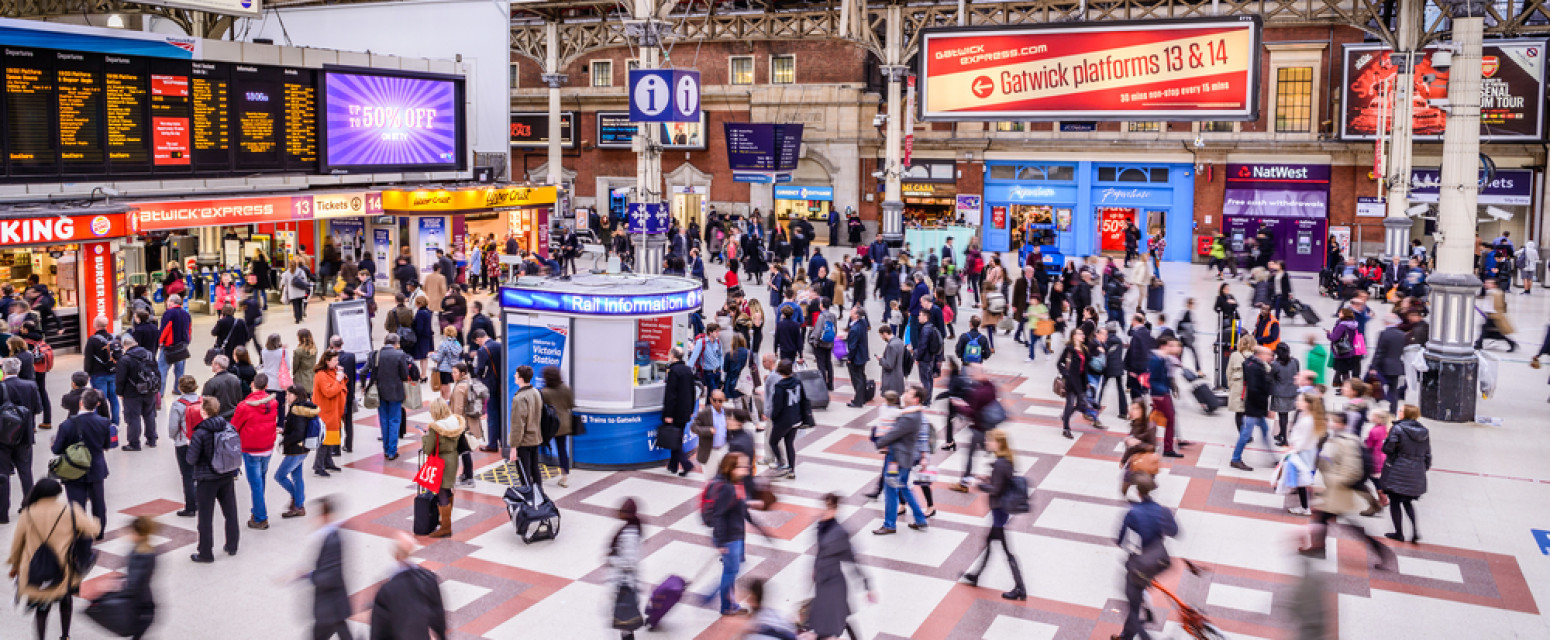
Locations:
415;440;444;493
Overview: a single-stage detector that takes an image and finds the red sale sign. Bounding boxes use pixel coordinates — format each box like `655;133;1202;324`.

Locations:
919;17;1261;120
1099;208;1133;252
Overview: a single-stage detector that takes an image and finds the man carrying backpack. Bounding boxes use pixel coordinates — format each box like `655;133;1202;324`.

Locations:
688;323;726;392
50;390;111;539
187;396;242;563
956;316;993;365
84;316;121;427
0;357;43;523
115;336;160;451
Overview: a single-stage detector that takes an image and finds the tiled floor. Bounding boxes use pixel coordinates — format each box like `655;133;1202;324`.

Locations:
3;248;1549;638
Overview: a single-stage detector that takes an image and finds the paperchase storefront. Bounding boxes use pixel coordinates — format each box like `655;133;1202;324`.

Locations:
983;160;1195;261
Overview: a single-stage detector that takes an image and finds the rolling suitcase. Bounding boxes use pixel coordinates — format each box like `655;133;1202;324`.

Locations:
865;380;877;403
1298;302;1321;326
794;364;831;409
1146;282;1165;312
1191;380;1225;415
413;489;439;536
645;575;686;629
503;460;561;544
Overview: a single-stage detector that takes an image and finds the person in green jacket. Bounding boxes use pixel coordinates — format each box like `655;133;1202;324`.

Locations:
1304;334;1330;387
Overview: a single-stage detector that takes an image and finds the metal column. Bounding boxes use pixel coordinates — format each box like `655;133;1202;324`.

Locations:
1383;0;1423;261
542;21;568;187
879;3;905;245
1421;1;1486;422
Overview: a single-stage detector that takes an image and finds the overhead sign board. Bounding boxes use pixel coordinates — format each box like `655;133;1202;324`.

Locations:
132;0;261;19
917;17;1261;121
626;202;670;234
510;111;575;148
723;123;804;172
500;286;704;318
1340;40;1547;141
628;69;700;123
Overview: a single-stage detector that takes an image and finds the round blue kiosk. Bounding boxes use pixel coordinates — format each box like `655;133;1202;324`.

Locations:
498;274;703;469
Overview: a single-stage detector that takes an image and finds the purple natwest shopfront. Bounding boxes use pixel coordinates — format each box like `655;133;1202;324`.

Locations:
1222;163;1330;272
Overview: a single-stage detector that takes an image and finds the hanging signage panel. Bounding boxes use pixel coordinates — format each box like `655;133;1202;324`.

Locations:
132;195;309;230
594;112;707;150
723;123;803;172
510;111;575;148
918;17;1262;121
1341;40;1547;141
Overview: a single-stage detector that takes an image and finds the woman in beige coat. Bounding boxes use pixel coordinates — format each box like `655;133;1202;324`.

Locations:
8;478;101;639
1225;338;1255;426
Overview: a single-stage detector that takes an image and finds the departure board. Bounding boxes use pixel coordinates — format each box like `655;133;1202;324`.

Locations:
5;47;57;175
0;45;466;182
232;64;282;171
282;67;317;169
148;58;192;170
190;61;230;171
55;50;105;172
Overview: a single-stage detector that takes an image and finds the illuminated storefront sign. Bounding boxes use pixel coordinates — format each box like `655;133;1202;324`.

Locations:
500;286;703;317
380;186;557;213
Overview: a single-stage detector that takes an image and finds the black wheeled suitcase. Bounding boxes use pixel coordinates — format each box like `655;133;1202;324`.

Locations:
413;489;439;535
794;365;831;409
1191;380;1225;415
503;460;561;544
1298;303;1321;326
1146;282;1165;312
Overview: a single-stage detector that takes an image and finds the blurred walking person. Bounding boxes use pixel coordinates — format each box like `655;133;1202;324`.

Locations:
8;479;101;640
809;492;875;640
961;429;1027;601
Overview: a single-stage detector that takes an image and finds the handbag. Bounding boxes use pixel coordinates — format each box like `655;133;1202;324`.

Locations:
414;438;445;493
612;584;644;631
430;370;442;392
1053;376;1067;397
913;463;939;485
363;383;380;409
571;414;587;436
86;590;144;637
404;382;424;411
163;341;190;363
1034;319;1055;337
832;336;848;360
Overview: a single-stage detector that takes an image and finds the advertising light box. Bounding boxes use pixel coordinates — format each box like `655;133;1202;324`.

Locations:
918;17;1261;121
1340;40;1546;142
320;67;466;174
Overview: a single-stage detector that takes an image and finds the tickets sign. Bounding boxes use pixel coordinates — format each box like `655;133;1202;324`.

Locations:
918;17;1261;121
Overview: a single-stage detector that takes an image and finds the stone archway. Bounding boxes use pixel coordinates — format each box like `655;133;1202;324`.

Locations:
665;162;714;228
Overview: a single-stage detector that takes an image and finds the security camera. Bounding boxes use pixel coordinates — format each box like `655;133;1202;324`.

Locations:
871;171;885;179
1485;206;1514;221
1193;135;1204;149
872;114;887;127
1406;203;1429;217
1432;50;1452;69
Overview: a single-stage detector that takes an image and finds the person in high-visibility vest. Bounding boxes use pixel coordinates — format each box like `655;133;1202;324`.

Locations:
1253;304;1281;352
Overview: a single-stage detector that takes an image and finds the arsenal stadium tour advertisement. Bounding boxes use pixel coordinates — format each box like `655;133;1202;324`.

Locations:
1341;40;1546;141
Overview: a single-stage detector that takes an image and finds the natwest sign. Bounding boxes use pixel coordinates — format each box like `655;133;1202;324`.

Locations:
1226;163;1330;185
0;212;132;244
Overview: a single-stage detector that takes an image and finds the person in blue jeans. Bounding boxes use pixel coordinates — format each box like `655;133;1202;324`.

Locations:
275;383;313;518
1230;346;1275;471
705;452;767;616
874;386;929;534
157;294;193;397
83;316;121;426
231;375;280;529
370;334;414;461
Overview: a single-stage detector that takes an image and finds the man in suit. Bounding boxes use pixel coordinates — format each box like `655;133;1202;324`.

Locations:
369;533;446;640
912;309;944;401
330;336;359;453
471;330;503;453
307;497;353;640
844;305;871;408
1367;313;1408;413
1124;314;1156;404
243;285;266;356
51;389;111;538
659;349;698;476
0;357;43;522
692;390;730;465
371;335;414;461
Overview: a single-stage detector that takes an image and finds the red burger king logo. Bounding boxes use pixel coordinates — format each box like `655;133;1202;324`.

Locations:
90;215;112;236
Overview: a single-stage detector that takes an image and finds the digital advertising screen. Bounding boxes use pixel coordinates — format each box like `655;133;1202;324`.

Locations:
1340;40;1546;141
320;68;465;173
595;111;707;150
917;17;1261;121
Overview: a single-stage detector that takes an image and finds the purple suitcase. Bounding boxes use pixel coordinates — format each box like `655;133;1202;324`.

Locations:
645;575;686;629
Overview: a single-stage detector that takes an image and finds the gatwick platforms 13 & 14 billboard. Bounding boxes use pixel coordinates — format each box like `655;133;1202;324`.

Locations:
917;17;1261;121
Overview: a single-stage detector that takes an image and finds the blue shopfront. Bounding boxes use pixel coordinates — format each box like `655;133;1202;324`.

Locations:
983;161;1195;263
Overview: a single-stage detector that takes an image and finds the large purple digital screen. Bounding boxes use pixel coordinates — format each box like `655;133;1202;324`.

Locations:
322;71;462;171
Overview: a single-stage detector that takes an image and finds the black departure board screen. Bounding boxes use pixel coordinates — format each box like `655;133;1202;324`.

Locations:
55;50;105;173
282;67;317;170
5;47;57;175
104;54;151;173
190;61;231;171
0;44;477;182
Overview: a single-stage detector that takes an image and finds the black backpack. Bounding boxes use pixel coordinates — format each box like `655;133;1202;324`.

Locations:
396;326;418;351
539;402;560;445
0;383;29;449
127;358;161;397
26;509;68;590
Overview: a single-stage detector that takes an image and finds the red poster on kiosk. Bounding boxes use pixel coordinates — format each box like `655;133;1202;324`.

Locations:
80;242;116;330
637;316;673;363
1099;208;1134;252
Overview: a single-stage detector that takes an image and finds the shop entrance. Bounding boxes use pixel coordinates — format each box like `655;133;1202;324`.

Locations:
672;191;704;231
1099;207;1136;253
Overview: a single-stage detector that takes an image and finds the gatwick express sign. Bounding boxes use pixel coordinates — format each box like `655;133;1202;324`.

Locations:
918;17;1261;121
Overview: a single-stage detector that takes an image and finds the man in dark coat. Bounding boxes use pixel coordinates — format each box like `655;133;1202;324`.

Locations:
52;390;111;538
1231;346;1274;471
201;355;244;420
774;305;803;362
84;315;121;426
331;335;360;453
1367;314;1409;413
114;336;160;451
471;330;503;452
912;310;944;400
370;533;446;640
660;348;697;476
1098;325;1128;418
371;335;414;460
158;295;193;397
243;285;266;355
308;497;352;639
187;397;240;562
843;306;871;408
0;357;43;521
1124;314;1156;403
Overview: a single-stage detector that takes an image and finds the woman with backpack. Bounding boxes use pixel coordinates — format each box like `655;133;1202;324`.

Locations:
432;326;462;401
539;366;576;488
7;477;101;640
961;428;1026;601
1328;308;1363;385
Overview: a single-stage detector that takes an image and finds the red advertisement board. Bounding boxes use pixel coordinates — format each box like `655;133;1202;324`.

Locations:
637;316;674;363
918;17;1260;120
0;212;132;244
1099;208;1134;252
1340;40;1546;141
133;196;311;231
80;241;116;328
